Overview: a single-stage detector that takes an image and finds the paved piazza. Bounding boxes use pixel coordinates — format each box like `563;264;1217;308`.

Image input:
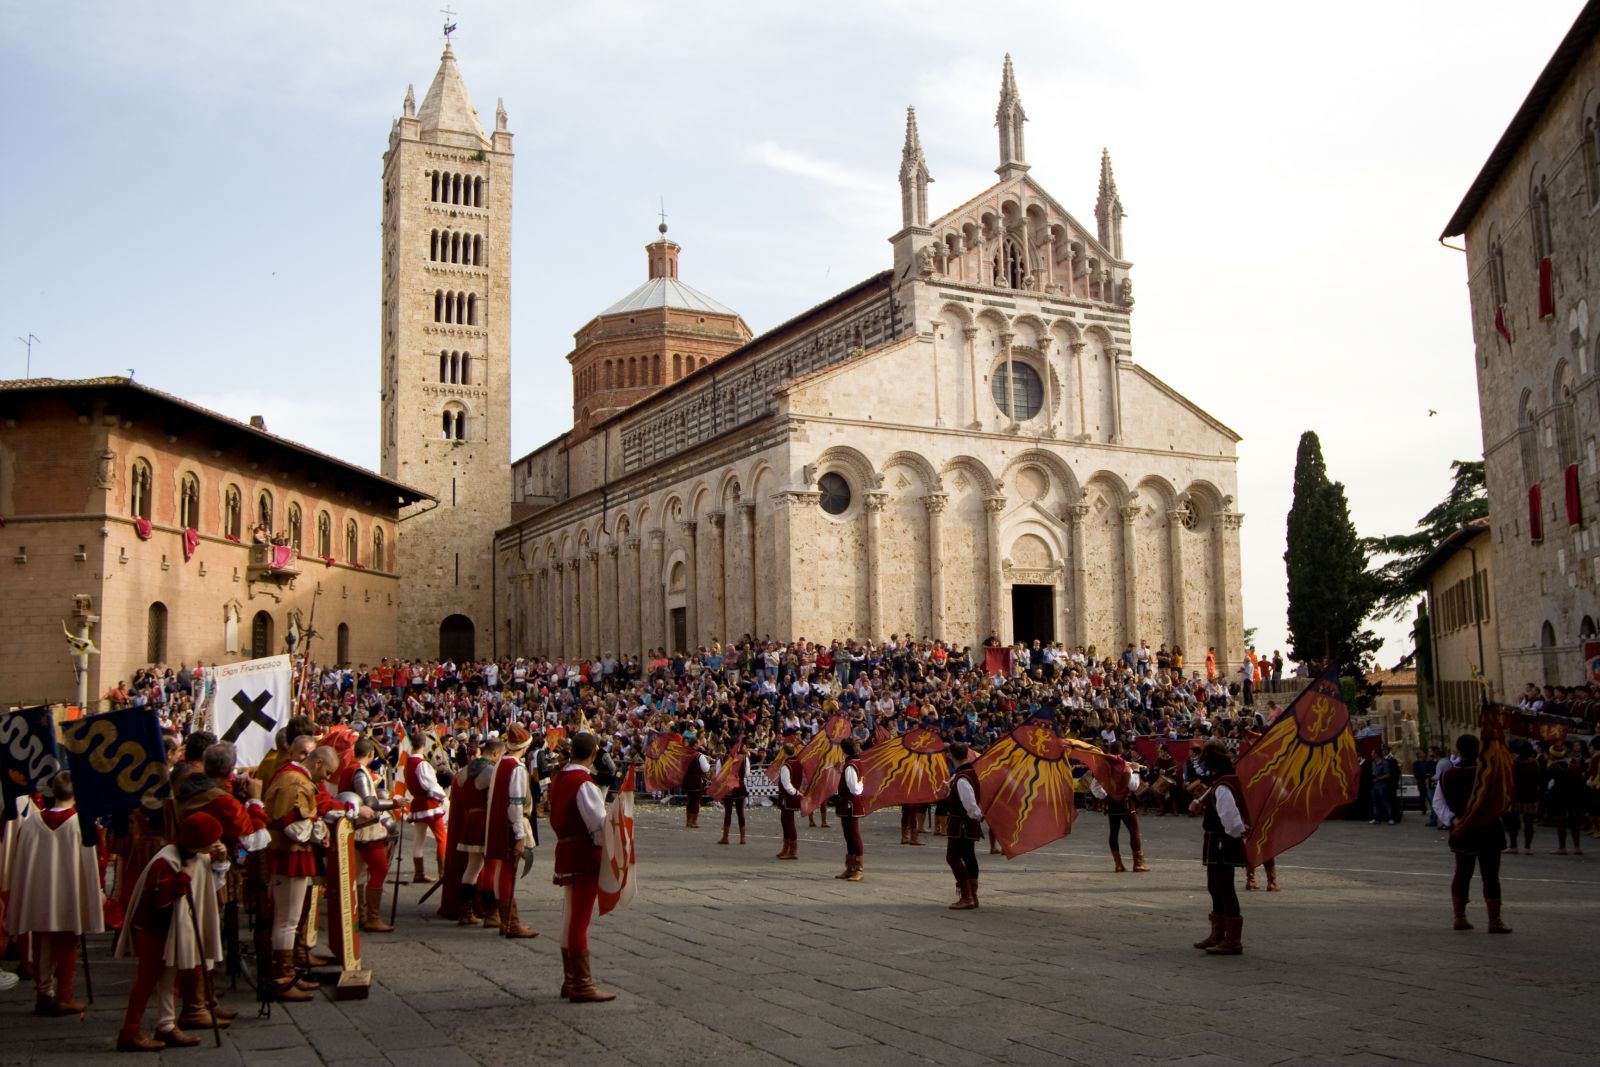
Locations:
3;808;1594;1066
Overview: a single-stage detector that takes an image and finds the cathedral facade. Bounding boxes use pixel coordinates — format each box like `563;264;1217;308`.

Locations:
469;57;1243;667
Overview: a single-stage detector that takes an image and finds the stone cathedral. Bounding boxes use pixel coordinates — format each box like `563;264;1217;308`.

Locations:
387;49;1245;668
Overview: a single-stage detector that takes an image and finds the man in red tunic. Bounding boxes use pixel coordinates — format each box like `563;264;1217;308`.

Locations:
681;733;708;829
4;771;103;1017
484;725;537;938
402;731;448;883
1089;742;1149;873
549;732;615;1003
835;738;866;882
775;741;804;860
262;735;322;1001
450;740;495;926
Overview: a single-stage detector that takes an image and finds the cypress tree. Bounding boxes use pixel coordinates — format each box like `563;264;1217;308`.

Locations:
1284;431;1379;687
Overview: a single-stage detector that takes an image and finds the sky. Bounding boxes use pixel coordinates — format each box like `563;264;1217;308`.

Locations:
1;0;1585;665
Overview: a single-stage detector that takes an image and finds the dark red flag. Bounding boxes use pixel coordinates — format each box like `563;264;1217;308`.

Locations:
797;713;852;816
983;647;1012;677
1538;257;1555;318
1494;305;1512;342
641;732;691;794
974;720;1105;858
857;726;949;814
706;742;744;802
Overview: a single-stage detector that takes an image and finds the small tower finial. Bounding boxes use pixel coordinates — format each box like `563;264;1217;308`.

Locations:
658;197;668;236
995;54;1029;179
899;106;933;230
495;96;507;132
1096;147;1126;259
403;83;416;117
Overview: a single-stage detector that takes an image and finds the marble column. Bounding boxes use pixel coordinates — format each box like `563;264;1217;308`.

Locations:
553;560;567;660
604;543;620;656
740;502;758;637
1119;504;1140;646
985;495;1007;642
584;552;599;656
679;521;698;650
1072;342;1087;439
535;567;548;656
706;511;727;645
966;327;982;428
1067;502;1090;648
625;536;642;662
1167;510;1188;661
1001;330;1016;429
864;492;887;638
1108;346;1125;443
648;529;666;655
924;493;948;638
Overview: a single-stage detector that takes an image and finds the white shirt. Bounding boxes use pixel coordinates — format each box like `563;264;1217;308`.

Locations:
563;763;607;844
1214;783;1247;838
507;762;530;841
779;763;800;796
1089;770;1141;800
1433;757;1461;827
955;775;982;820
842;764;863;796
411;757;446;801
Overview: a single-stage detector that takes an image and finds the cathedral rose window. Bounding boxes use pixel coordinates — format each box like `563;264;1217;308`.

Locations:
818;473;852;516
991;362;1043;421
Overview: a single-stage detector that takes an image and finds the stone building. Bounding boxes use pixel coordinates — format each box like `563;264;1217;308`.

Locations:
380;45;513;661
493;58;1245;667
0;378;429;708
1412;519;1498;739
1441;0;1600;687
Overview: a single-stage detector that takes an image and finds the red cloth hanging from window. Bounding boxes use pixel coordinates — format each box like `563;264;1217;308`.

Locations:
1538;257;1555;318
1566;464;1582;526
1494;305;1512;342
1529;483;1544;542
133;518;152;541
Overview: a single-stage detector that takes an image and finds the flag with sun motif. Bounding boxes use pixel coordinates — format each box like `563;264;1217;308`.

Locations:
798;713;853;816
1238;667;1359;866
1452;707;1515;834
641;731;692;794
974;720;1106;858
706;742;746;802
858;726;950;814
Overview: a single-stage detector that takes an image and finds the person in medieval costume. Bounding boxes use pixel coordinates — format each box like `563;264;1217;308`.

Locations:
402;730;448;883
775;740;804;860
681;732;708;829
451;739;496;927
1435;733;1513;934
337;737;395;932
717;740;750;846
113;812;225;1051
1089;741;1149;873
1191;740;1249;956
835;738;866;882
3;772;104;1017
944;742;984;909
483;725;538;938
549;732;616;1002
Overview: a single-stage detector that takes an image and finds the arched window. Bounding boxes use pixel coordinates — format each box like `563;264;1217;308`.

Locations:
466;293;477;325
345;518;359;563
992;361;1045;420
1586;118;1600;209
474;177;484;206
1488;238;1508;306
434;290;443;322
430;171;439;202
430;230;439;261
179;472;200;529
336;622;350;665
129;458;153;520
445;292;455;324
440;350;449;382
472;235;482;263
372;527;385;572
453;173;462;204
257;490;273;534
147;602;168;664
455;410;466;439
673;353;682;379
1532;176;1554;260
451;232;461;263
317;510;332;557
994;237;1026;289
460;352;471;385
442;403;467;440
442;411;454;438
223;484;242;539
450;351;459;383
287;502;302;552
251;610;273;658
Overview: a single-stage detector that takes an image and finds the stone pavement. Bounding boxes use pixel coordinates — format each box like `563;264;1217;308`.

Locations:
2;807;1595;1066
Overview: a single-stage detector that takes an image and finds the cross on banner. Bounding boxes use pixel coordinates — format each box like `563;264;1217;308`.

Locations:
222;690;275;744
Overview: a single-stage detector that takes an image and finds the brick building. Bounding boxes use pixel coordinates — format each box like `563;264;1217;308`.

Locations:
1442;0;1600;687
0;378;429;708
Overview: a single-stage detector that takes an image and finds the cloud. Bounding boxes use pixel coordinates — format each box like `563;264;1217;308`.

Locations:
739;139;881;195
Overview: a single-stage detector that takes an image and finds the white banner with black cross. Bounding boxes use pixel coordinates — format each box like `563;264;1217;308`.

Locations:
205;654;294;769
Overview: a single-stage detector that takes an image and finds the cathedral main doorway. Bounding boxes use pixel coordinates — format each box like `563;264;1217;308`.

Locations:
439;614;476;661
1010;585;1054;647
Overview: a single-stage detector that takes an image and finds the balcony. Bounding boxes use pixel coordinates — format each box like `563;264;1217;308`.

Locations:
248;542;301;582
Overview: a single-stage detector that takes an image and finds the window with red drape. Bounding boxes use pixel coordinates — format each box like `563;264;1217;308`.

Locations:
1565;464;1582;526
1530;483;1544;542
1539;257;1555;318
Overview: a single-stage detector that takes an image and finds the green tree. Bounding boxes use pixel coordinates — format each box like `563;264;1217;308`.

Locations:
1284;431;1380;700
1363;460;1487;620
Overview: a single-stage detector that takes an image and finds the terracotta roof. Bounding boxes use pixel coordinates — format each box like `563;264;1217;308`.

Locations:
0;377;432;506
1441;1;1600;238
1408;516;1491;583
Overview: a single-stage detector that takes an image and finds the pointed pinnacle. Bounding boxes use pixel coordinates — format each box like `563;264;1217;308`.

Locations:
1099;148;1117;196
997;53;1025;122
903;106;922;157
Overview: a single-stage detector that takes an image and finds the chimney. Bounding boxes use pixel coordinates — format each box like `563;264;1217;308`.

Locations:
249;415;267;431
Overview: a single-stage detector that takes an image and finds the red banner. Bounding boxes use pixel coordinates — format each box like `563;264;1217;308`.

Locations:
641;732;691;794
1566;463;1582;527
798;714;852;816
857;726;949;814
983;647;1012;677
1238;669;1358;866
1130;737;1196;771
706;743;744;802
1538;256;1555;318
974;721;1105;858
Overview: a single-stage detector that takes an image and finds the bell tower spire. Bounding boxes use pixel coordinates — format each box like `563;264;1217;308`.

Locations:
899;106;933;230
995;54;1029;181
1096;147;1125;259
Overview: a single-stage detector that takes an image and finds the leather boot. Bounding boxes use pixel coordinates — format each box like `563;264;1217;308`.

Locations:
717;826;730;845
156;1028;201;1048
808;813;816;828
934;815;948;836
559;948;575;1000
949;879;976;910
1193;913;1222;950
500;898;538;939
177;968;230;1031
739;827;746;845
1206;916;1243;955
1452;895;1473;930
780;840;798;860
835;856;853;879
1265;865;1279;892
457;885;480;925
1486;898;1512;934
969;876;979;908
296;942;333;970
989;835;1001;855
363;887;394;933
50;994;86;1016
479;890;501;931
567;950;616;1003
412;857;433;884
846;855;864;882
117;1029;165;1052
820;811;830;828
1132;851;1150;873
1112;851;1126;873
908;822;924;846
901;826;911;846
273;951;313;1002
1245;868;1259;891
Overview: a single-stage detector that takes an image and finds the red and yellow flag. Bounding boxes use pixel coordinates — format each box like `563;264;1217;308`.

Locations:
974;720;1104;858
706;742;745;802
1238;668;1358;866
1454;707;1515;833
858;726;949;814
641;731;691;794
798;713;852;816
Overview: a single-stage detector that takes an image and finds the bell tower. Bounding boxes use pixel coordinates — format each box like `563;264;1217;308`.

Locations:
380;42;512;660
